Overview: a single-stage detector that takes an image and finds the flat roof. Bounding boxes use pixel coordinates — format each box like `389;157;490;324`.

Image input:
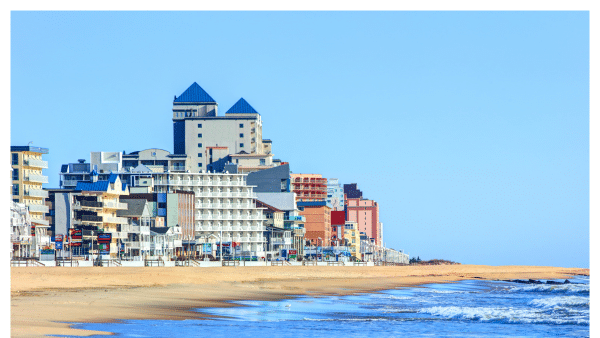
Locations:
11;146;49;154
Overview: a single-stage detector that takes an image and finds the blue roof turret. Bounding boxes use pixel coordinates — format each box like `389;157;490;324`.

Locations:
174;82;216;103
225;98;260;115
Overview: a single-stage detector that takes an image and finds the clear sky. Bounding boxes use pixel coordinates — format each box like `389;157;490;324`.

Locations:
10;11;589;267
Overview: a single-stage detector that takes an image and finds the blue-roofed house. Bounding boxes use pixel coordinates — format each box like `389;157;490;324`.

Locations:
72;174;130;259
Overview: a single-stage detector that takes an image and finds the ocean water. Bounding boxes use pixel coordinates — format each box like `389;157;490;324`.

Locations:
60;276;589;338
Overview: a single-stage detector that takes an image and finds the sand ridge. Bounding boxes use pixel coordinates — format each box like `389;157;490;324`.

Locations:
11;265;589;337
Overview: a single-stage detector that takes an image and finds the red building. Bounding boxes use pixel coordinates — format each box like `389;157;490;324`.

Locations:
344;184;382;245
330;210;346;246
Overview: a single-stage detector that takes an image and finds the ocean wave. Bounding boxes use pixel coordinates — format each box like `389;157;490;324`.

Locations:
504;283;589;295
529;296;589;309
419;306;589;325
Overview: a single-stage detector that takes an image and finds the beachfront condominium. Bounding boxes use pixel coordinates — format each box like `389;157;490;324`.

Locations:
326;178;345;211
153;171;267;258
172;82;275;172
60;149;192;189
11;146;51;254
73;173;130;258
290;173;327;202
344;183;383;246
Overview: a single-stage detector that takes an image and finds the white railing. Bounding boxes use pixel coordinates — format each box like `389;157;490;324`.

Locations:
104;216;128;224
61;179;79;187
27;204;49;213
24;174;48;183
24;159;48;168
103;201;128;209
24;189;48;198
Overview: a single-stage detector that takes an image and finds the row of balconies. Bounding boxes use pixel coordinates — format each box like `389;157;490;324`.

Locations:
195;234;265;243
293;178;328;183
196;225;264;232
74;215;128;224
26;204;49;213
22;158;48;169
24;174;48;184
155;179;245;187
23;189;48;198
192;192;257;198
74;201;128;210
195;203;253;209
195;214;264;221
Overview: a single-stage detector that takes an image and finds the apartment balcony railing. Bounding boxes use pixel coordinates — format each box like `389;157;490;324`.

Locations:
102;201;128;210
24;189;48;198
24;174;48;184
104;216;128;224
76;200;103;209
26;204;49;213
79;215;103;223
61;179;79;187
23;159;48;169
168;166;187;172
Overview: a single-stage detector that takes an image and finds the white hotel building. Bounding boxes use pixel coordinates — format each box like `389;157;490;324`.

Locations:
151;171;266;257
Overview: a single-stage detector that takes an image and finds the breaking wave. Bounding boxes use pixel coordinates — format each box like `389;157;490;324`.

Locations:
419;306;588;325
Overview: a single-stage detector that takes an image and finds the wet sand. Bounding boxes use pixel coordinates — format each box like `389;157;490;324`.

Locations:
11;265;589;337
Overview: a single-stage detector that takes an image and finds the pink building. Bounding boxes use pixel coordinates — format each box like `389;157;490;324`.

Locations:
344;195;382;246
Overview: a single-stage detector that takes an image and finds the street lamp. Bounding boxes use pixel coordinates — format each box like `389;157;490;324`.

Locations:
317;237;322;262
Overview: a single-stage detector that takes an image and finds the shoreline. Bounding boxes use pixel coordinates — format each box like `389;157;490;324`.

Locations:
11;265;589;337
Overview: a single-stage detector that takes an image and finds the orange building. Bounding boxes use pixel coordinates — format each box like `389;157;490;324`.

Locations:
298;202;331;245
290;174;327;202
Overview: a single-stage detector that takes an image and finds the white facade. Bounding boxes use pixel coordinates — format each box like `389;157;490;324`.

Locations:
153;172;267;257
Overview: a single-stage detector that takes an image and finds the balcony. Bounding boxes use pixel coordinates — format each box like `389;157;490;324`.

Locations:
79;215;103;223
24;174;48;184
31;218;49;226
61;179;80;187
75;200;103;209
24;189;48;198
23;159;48;169
103;201;128;210
169;166;187;172
104;216;128;224
27;204;49;213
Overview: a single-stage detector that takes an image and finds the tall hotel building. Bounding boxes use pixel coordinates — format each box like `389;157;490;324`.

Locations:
172;82;271;171
152;172;266;257
11;146;50;226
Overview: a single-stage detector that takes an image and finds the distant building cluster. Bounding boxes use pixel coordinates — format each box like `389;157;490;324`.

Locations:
11;82;408;265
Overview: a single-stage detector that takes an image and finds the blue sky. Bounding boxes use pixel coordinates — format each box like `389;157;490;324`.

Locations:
10;11;589;267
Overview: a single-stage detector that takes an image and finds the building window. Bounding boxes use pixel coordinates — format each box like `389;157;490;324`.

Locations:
198;143;202;147
12;184;19;196
198;153;202;157
240;143;244;148
198;133;202;138
198;123;202;128
198;163;202;167
260;159;266;165
239;123;243;128
12;169;19;181
12;153;18;165
281;179;287;191
239;133;244;138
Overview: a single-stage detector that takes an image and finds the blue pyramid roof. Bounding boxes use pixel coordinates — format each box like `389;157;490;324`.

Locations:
174;82;216;103
225;98;260;115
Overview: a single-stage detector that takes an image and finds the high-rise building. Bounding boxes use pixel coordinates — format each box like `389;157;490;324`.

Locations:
172;83;274;171
344;183;382;246
326;178;344;211
11;146;50;241
290;173;327;202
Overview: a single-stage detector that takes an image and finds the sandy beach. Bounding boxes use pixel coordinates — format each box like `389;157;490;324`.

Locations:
10;265;588;337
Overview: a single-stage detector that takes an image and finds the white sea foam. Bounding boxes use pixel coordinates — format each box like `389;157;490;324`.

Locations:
419;306;589;325
529;296;589;309
506;283;589;295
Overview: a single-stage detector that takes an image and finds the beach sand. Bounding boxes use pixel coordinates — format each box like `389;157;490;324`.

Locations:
11;265;589;337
